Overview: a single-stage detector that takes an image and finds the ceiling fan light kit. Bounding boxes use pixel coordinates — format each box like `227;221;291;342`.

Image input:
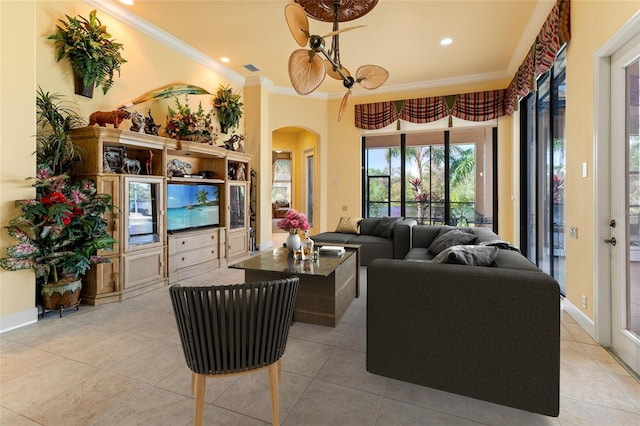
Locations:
285;0;388;121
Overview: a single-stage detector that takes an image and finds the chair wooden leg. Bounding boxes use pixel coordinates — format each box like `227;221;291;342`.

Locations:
194;373;207;426
191;371;196;396
268;363;280;426
277;358;282;382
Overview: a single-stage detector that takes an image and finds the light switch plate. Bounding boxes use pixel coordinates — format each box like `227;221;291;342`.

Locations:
582;162;588;178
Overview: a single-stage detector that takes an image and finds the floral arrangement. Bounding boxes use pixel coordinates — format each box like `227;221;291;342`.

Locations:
0;169;116;285
212;84;243;133
164;95;218;144
276;209;309;235
409;177;440;204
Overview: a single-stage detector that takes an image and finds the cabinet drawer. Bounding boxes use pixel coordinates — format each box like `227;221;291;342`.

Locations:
172;246;218;269
171;232;218;254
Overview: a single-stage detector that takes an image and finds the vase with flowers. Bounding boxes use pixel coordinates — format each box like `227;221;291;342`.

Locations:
409;177;441;224
0;169;116;315
164;95;218;144
276;209;310;252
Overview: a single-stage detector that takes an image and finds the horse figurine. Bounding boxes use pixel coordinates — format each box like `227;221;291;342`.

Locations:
122;153;141;174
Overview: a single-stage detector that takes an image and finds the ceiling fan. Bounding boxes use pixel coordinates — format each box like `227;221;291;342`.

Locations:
285;0;389;121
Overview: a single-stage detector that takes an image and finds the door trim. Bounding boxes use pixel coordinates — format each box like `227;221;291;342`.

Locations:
594;10;640;346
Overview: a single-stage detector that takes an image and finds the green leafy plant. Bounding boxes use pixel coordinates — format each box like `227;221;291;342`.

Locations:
48;9;127;95
164;95;217;143
0;170;116;285
36;87;85;175
212;84;244;133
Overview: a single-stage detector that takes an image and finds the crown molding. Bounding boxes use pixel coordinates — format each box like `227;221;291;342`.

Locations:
84;0;245;86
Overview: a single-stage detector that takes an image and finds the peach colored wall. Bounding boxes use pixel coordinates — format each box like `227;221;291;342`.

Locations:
1;0;243;329
0;0;38;328
563;1;640;320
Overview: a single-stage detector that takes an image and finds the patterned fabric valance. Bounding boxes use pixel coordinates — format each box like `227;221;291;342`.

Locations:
354;0;570;129
354;90;504;130
504;0;570;114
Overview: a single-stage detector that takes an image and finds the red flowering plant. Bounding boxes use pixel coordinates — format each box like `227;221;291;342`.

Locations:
409;177;441;223
0;168;116;285
276;209;310;235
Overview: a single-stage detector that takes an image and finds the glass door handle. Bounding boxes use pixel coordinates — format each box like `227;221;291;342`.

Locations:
604;237;617;246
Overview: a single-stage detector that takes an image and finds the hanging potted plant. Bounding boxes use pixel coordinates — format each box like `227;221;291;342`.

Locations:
48;9;127;97
0;170;116;315
212;84;244;133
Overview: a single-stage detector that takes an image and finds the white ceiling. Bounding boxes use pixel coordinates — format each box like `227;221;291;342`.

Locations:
98;0;556;97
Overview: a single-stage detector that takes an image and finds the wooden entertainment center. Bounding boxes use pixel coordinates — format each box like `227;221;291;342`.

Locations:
69;127;251;304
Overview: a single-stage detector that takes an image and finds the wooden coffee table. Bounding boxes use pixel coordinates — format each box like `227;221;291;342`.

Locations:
230;247;358;327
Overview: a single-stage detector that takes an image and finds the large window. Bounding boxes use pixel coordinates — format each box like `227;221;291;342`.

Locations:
363;128;496;230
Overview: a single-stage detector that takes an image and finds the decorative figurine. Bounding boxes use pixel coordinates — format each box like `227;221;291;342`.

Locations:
145;109;161;135
223;134;238;151
88;109;131;128
236;134;246;153
228;163;236;180
103;153;112;173
129;110;145;133
145;150;154;175
121;153;141;174
167;158;192;177
236;163;246;181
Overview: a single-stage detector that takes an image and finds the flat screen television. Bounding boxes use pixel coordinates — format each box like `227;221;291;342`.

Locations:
167;183;220;232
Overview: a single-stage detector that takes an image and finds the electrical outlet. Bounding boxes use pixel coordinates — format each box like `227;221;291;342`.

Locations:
569;227;578;239
582;295;587;309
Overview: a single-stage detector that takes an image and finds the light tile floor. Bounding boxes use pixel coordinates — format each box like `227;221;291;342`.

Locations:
1;264;640;425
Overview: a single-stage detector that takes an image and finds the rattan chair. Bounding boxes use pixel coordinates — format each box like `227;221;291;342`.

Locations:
170;277;299;426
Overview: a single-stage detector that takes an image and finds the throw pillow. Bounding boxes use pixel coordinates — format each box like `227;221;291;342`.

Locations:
373;216;402;239
428;229;477;255
335;216;362;234
432;245;499;266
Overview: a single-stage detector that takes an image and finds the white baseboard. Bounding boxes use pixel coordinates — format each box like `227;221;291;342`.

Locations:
0;308;38;334
562;297;596;339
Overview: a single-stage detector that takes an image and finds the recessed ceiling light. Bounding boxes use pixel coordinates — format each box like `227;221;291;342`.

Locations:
119;0;134;5
440;38;453;46
220;57;230;63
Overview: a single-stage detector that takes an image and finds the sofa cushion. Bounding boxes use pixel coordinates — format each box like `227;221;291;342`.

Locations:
428;229;477;255
311;232;357;245
431;245;498;266
350;234;394;264
335;216;361;234
404;247;434;262
493;249;541;272
373;217;402;239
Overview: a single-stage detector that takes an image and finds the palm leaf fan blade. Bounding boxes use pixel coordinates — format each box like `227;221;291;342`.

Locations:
285;3;309;47
338;89;352;122
288;50;326;95
118;84;212;108
356;65;389;90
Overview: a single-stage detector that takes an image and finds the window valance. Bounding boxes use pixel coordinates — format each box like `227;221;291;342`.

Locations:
354;0;570;129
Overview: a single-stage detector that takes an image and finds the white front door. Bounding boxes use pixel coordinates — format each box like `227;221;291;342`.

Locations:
609;32;640;374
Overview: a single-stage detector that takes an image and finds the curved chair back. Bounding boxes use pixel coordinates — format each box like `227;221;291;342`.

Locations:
170;277;299;375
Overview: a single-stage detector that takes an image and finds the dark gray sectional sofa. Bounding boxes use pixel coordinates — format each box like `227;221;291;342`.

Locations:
367;225;561;417
311;217;416;266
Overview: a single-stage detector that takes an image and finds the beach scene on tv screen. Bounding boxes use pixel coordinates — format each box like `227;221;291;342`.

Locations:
167;184;220;230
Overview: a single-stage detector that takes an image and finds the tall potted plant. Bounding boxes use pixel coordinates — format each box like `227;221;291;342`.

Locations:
0;171;116;314
48;9;127;97
0;89;116;316
212;84;244;133
36;87;85;175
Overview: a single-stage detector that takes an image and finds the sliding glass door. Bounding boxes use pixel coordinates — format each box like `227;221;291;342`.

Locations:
520;48;567;294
